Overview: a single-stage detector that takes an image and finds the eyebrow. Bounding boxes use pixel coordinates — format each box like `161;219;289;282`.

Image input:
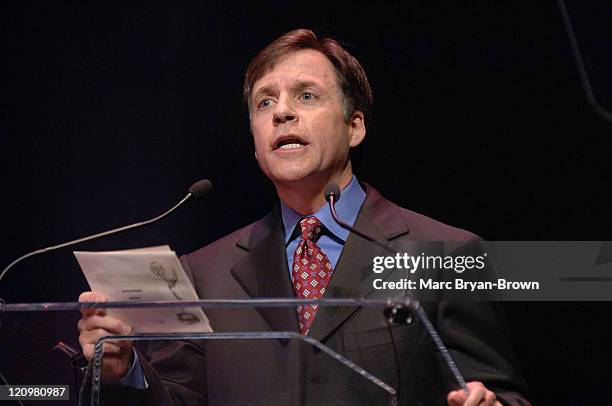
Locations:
252;80;322;103
252;85;275;103
292;80;320;93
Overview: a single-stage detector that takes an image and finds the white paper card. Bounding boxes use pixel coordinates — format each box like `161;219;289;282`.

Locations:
74;246;212;333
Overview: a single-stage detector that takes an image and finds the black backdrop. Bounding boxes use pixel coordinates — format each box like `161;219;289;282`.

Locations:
1;1;611;404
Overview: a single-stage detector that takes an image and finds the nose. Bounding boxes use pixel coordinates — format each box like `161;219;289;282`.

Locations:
272;96;297;126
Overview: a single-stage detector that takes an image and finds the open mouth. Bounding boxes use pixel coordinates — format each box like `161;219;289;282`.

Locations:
274;136;307;150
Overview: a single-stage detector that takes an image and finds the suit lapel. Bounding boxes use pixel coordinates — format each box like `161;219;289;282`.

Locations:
309;184;411;342
231;207;300;333
229;185;410;341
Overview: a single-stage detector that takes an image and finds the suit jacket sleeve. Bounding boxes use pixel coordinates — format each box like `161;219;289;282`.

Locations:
433;299;531;405
429;238;532;405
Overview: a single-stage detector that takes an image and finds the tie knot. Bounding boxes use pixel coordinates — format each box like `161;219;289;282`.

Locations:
299;216;323;242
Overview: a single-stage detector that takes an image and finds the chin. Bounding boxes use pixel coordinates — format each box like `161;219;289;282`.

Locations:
268;169;318;187
263;161;309;181
271;174;311;186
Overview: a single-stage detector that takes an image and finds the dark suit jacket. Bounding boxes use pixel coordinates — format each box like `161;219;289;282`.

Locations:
95;184;531;405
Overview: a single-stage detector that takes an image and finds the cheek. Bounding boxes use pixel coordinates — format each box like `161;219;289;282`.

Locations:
250;116;268;138
311;111;345;138
250;125;267;151
253;141;267;166
326;119;352;147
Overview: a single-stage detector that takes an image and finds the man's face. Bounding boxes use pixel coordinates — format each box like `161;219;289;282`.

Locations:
249;49;365;190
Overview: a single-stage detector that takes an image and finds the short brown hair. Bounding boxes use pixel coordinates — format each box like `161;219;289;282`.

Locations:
243;29;373;122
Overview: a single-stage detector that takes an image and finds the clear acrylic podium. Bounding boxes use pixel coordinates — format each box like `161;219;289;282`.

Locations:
1;297;468;406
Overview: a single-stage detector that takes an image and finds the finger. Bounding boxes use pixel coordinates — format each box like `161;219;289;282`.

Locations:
465;391;485;406
80;330;133;360
463;383;486;406
80;336;133;359
483;390;497;406
79;323;133;354
81;341;128;361
103;341;130;355
78;291;108;316
79;328;117;347
79;337;110;361
78;314;132;336
447;388;468;406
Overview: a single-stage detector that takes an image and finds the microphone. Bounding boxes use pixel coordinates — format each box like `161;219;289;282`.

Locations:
188;179;213;199
0;179;213;286
323;183;341;203
324;182;394;250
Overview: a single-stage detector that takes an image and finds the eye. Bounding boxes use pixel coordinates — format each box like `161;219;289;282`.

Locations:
257;98;274;110
300;92;317;102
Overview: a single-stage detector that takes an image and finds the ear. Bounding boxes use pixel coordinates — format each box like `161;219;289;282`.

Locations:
348;110;366;148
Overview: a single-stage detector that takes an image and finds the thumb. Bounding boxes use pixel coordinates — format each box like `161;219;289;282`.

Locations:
79;291;108;316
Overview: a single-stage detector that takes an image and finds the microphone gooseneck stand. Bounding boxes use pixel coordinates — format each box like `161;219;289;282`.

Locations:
0;179;213;403
0;179;212;286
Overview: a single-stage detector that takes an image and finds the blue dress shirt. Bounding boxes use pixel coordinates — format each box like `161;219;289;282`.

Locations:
281;176;366;280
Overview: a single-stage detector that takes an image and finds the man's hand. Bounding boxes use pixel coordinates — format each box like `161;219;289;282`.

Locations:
77;291;134;382
447;381;502;406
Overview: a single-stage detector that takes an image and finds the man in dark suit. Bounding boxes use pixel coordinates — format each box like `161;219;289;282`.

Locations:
78;29;531;405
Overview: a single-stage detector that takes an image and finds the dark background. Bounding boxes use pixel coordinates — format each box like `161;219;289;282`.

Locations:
1;1;611;404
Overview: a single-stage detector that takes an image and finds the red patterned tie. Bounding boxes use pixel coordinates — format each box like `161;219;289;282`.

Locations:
291;216;334;335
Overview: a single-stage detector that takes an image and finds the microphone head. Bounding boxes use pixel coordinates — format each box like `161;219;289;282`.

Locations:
324;183;341;203
188;179;213;199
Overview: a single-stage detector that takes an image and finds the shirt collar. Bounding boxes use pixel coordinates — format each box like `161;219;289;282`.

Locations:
281;176;366;244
